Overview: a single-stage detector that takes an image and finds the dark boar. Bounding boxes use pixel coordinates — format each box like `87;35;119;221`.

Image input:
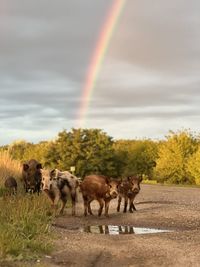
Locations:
4;176;17;195
22;159;42;194
117;176;142;213
80;175;120;217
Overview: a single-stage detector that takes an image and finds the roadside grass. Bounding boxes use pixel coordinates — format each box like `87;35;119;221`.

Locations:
142;179;158;185
142;179;200;189
0;151;55;264
0;194;54;262
0;151;22;187
162;182;200;188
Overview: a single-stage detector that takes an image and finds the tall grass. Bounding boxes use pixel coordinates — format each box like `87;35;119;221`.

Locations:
0;151;22;186
0;194;53;261
142;179;158;185
0;151;54;262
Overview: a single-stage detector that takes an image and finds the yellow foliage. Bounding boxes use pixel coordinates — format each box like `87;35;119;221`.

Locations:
142;179;157;185
0;151;21;186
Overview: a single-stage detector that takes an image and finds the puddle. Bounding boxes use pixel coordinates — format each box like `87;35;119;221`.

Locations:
80;225;173;235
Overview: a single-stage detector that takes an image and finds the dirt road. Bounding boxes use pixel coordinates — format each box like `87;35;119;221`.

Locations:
43;184;200;267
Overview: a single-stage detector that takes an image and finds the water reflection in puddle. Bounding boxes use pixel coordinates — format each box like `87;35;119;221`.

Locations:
81;225;173;235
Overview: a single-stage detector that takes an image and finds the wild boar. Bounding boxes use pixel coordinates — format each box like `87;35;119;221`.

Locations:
40;169;79;215
80;175;120;217
4;176;17;195
22;159;42;194
117;176;142;213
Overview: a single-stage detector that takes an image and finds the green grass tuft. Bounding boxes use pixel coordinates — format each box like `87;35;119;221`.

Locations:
142;179;158;185
0;194;54;261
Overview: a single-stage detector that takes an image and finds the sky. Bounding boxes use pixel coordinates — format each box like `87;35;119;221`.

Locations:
0;0;200;145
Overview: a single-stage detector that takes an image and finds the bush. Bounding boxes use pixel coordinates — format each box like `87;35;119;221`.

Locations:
0;151;54;262
154;130;198;184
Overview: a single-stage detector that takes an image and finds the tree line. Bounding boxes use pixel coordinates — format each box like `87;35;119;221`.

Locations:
1;128;200;185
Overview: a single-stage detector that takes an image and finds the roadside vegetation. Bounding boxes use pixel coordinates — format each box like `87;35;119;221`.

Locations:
0;151;53;263
0;194;53;261
1;128;200;263
0;151;21;186
2;128;200;185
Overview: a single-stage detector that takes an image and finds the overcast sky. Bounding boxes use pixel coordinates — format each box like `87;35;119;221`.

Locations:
1;0;200;145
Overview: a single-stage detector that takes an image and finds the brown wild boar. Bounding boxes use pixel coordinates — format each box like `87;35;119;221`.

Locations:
40;169;79;215
22;159;42;194
4;176;17;195
117;176;142;213
80;175;120;217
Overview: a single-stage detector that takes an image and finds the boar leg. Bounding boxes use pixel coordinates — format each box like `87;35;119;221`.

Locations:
130;202;137;211
129;196;137;212
129;198;134;213
53;194;61;216
88;200;94;215
98;198;104;216
83;195;88;216
117;195;122;212
60;196;67;215
71;190;77;216
104;199;110;217
123;196;128;213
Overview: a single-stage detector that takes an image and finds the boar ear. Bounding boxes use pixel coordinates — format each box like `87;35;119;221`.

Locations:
23;164;29;171
50;169;56;178
116;181;121;188
117;178;122;184
105;176;111;184
36;163;42;169
138;174;143;182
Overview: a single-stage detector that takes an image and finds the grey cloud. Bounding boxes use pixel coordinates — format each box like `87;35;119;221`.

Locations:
1;0;200;144
0;77;80;122
109;0;200;74
90;60;200;111
0;0;110;86
87;105;200;121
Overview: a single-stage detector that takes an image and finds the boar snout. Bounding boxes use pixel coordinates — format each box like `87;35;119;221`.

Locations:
111;191;118;198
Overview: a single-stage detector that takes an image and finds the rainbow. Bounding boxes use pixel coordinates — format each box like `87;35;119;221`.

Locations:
77;0;126;127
